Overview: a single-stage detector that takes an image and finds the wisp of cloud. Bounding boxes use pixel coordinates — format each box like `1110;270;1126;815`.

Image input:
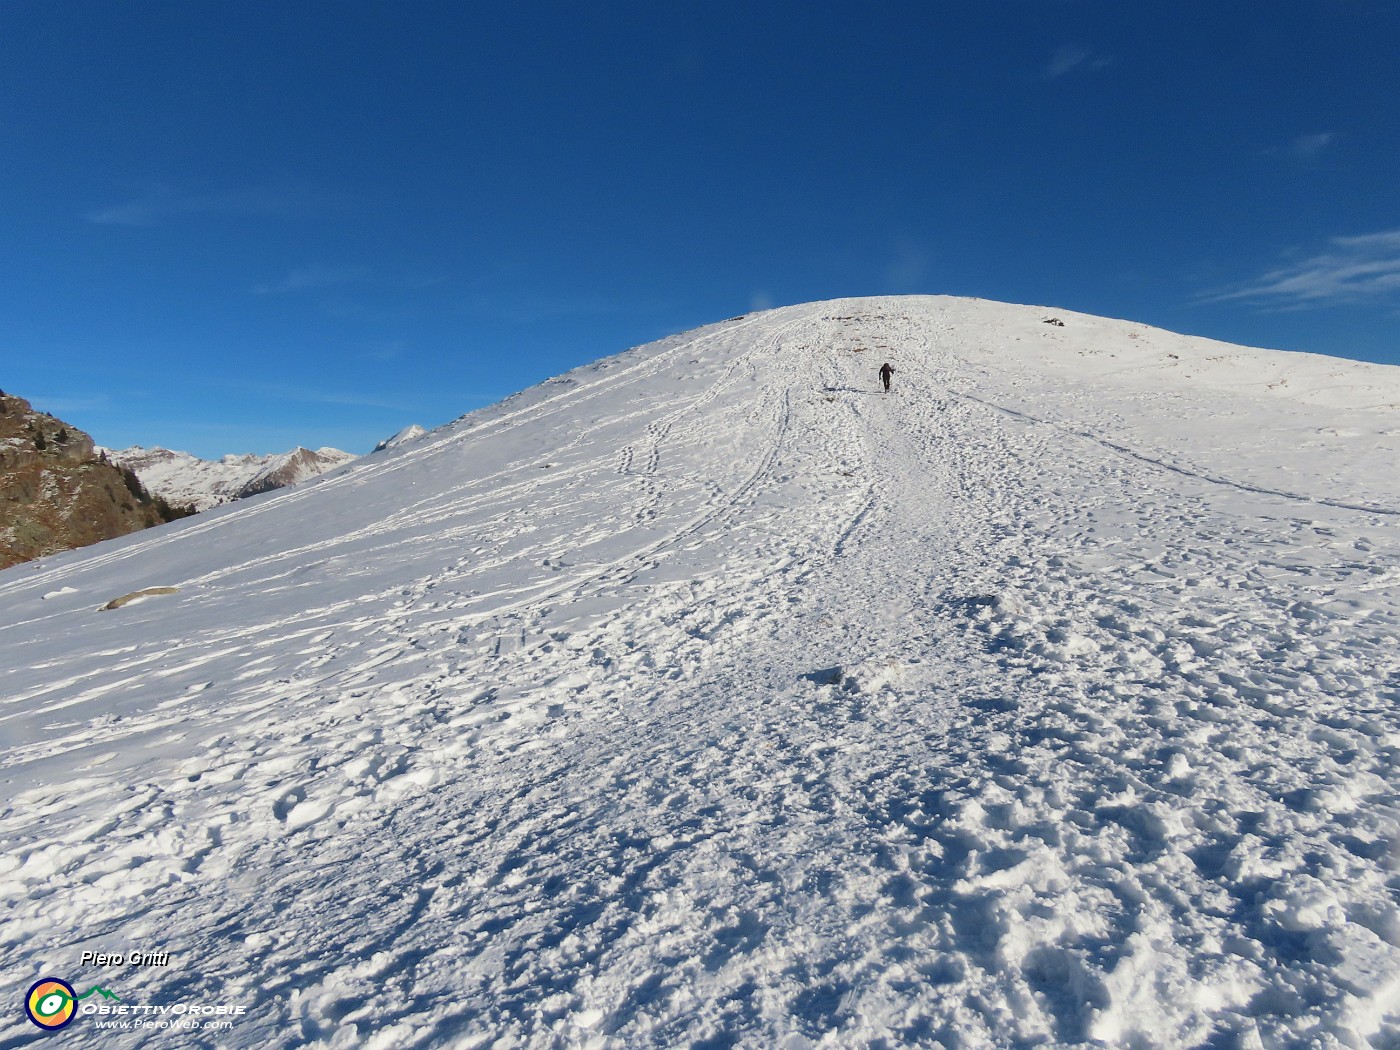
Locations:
1208;230;1400;308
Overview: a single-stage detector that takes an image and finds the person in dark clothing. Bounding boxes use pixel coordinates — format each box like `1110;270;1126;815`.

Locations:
879;362;895;393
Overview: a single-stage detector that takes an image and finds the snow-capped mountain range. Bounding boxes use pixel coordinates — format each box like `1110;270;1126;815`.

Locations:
4;297;1399;1046
101;444;358;511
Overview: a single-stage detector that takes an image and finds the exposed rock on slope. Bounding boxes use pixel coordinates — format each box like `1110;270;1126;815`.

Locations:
0;390;190;569
105;444;356;511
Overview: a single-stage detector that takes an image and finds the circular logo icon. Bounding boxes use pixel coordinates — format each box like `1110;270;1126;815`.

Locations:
26;978;77;1030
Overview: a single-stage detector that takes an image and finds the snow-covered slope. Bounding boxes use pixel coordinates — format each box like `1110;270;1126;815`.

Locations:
4;297;1399;1047
104;445;356;511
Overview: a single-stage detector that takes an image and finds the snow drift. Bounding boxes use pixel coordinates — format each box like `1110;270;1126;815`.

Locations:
3;296;1399;1047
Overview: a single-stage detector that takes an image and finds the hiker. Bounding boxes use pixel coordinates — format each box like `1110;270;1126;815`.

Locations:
879;362;895;393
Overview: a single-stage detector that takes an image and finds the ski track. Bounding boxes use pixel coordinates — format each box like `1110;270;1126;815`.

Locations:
2;298;1399;1048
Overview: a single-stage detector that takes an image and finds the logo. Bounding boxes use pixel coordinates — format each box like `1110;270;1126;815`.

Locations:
24;979;121;1031
26;978;77;1030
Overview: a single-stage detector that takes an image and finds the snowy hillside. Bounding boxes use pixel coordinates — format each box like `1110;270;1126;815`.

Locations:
3;296;1399;1047
103;445;356;511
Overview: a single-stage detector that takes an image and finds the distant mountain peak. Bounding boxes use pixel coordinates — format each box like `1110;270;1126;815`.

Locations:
105;443;356;511
373;424;428;453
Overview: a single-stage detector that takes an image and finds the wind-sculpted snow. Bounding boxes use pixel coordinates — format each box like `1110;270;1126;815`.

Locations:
2;297;1399;1047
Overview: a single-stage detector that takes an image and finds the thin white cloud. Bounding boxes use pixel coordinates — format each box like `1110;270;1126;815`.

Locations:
1045;45;1113;79
462;292;674;323
258;384;413;412
85;187;323;227
1258;132;1340;161
1205;230;1400;307
252;265;370;295
885;240;928;289
1290;132;1336;158
20;394;110;416
360;339;407;363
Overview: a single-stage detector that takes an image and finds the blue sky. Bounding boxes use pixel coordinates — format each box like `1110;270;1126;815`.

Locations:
3;2;1398;457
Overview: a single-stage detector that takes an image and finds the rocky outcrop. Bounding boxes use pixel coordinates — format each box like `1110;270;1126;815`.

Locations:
0;390;192;570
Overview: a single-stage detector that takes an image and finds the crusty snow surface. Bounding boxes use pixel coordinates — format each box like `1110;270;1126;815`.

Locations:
3;297;1400;1048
